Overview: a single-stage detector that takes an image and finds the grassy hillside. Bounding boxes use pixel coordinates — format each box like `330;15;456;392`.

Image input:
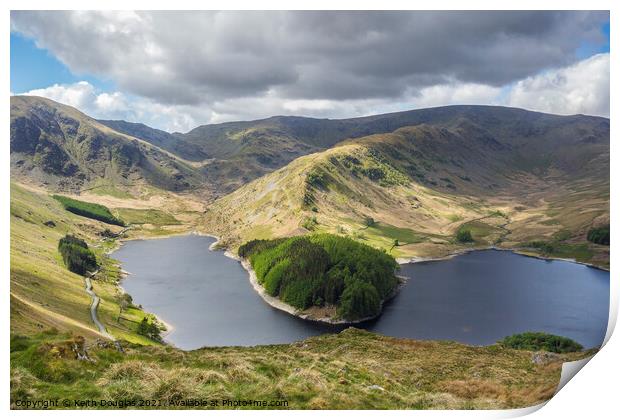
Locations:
9;182;194;344
113;208;180;226
202;139;492;256
203;123;609;267
10;328;591;410
10;96;205;194
98;119;208;161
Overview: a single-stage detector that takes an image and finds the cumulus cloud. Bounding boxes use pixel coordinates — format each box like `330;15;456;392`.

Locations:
11;11;607;105
18;82;210;132
506;53;609;117
24;81;96;111
16;81;391;131
17;52;609;133
12;11;609;130
409;83;503;109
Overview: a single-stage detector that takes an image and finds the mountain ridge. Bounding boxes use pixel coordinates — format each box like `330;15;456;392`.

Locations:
10;95;206;194
97;100;609;195
102;103;609;138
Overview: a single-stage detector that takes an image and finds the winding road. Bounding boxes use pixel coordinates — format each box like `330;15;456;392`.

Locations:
83;226;132;343
84;270;114;340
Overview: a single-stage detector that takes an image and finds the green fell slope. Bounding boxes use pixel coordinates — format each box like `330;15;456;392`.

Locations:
10;183;157;345
11;96;204;193
204;123;609;266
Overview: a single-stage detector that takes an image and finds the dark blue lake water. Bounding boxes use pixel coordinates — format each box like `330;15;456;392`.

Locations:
113;235;609;350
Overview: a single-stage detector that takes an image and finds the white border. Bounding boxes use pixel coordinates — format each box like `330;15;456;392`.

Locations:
2;2;617;419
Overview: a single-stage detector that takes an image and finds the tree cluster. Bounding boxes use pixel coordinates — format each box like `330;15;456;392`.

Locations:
587;225;610;245
240;234;399;320
499;332;583;353
58;235;98;275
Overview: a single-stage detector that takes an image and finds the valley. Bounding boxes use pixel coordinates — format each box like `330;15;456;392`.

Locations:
9;96;610;409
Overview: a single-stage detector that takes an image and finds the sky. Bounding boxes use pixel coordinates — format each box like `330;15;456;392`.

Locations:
10;11;610;133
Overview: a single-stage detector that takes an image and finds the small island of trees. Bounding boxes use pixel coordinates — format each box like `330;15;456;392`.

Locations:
239;234;400;321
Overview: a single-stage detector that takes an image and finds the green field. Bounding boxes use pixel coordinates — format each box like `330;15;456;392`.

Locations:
522;240;595;262
365;222;426;245
457;220;503;243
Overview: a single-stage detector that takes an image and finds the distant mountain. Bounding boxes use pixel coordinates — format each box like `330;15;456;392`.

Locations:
10;96;204;192
97;119;209;161
102;105;610;195
11;96;609;214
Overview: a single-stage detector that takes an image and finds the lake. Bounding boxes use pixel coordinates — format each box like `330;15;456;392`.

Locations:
113;235;609;350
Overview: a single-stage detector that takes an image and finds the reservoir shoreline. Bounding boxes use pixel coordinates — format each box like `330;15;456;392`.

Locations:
395;245;609;272
114;227;609;271
112;234;609;350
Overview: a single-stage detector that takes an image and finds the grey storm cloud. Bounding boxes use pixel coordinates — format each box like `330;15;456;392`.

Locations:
11;10;608;107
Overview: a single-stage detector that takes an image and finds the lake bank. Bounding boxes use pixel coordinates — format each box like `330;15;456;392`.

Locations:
396;244;610;272
113;235;609;350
